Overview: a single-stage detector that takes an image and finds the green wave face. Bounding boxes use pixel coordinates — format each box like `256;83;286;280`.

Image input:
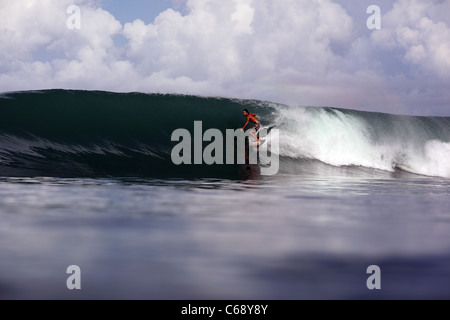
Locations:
0;90;276;178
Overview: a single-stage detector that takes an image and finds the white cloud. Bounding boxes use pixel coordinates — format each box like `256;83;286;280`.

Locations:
121;0;355;100
0;0;122;90
231;0;254;35
372;0;450;78
0;0;450;115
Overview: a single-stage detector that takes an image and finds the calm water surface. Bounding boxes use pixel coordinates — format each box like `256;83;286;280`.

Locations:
0;174;449;299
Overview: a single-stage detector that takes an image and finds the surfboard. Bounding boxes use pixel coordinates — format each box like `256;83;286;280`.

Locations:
255;125;275;136
250;138;266;147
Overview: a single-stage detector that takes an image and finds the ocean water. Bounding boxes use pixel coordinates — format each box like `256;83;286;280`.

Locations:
0;90;450;299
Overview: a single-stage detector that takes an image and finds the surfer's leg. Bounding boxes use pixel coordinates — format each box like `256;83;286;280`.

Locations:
250;129;259;143
252;124;261;143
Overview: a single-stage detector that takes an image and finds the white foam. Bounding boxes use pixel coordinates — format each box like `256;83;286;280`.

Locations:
273;106;450;179
408;140;450;178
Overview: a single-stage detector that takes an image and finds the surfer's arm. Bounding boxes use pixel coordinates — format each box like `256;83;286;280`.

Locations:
241;119;250;130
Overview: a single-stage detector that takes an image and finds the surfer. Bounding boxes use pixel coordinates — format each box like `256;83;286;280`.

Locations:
241;109;261;144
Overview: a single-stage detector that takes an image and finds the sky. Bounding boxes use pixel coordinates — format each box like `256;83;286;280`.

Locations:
1;0;450;116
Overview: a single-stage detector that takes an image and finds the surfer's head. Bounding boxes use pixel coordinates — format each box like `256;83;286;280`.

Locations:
243;109;249;116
